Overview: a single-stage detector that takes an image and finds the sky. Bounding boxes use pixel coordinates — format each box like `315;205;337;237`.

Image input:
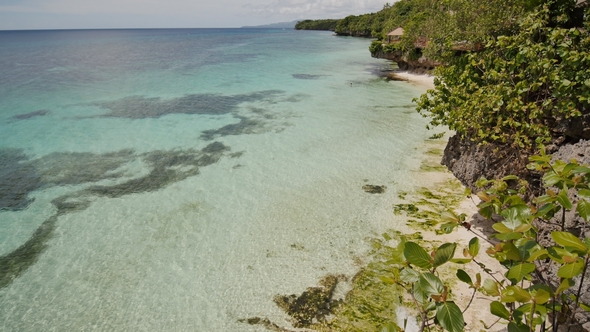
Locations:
0;0;391;30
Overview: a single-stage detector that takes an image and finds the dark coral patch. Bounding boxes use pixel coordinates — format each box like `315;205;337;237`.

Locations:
0;149;43;211
91;91;283;119
292;74;325;80
12;110;50;120
273;274;345;328
38;150;135;186
363;185;387;194
200;117;262;140
0;141;231;289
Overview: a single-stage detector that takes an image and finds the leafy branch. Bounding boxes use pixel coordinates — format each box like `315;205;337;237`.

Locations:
392;153;590;332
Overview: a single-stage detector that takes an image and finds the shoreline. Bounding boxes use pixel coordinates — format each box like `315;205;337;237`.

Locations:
256;136;506;331
388;123;505;330
390;71;435;90
245;72;503;332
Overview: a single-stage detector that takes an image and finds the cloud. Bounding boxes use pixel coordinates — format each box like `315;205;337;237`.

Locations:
0;0;390;29
244;0;386;19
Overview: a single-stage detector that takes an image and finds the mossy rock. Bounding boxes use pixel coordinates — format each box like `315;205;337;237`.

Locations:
273;275;345;328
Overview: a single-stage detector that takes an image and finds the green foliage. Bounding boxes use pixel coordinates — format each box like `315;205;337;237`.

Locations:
436;301;464;332
404;242;433;269
463;154;590;331
376;153;590;331
392;238;467;331
416;2;590;148
369;40;384;54
294;19;340;31
335;13;378;37
433;243;457;268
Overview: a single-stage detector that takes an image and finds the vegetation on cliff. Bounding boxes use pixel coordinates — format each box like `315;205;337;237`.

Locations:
301;1;530;52
416;1;590;149
312;0;589;150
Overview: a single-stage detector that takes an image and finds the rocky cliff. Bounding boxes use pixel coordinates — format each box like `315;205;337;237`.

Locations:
371;50;440;72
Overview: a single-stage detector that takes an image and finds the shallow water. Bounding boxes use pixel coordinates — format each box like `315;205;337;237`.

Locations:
0;28;432;331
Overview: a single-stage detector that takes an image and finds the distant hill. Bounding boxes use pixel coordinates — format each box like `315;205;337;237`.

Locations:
241;20;299;29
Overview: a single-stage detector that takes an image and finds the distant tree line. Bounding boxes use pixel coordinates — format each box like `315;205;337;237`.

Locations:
294;19;339;31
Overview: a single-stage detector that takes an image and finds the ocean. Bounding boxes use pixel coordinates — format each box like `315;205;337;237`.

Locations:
0;28;432;331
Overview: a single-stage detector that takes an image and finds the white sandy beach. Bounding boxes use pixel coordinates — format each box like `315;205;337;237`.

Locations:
393;71;436;89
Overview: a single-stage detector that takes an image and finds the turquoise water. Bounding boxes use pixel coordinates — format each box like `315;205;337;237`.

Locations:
0;28;432;331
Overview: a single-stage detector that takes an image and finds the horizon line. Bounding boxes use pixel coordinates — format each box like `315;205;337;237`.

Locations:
0;27;303;32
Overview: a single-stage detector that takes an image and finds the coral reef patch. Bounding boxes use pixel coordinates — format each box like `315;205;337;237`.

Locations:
90;91;284;119
11;110;50;120
0;141;231;289
362;185;387;194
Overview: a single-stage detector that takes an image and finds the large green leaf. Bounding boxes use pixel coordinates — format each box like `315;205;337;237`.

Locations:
399;268;420;283
450;258;472;264
468;237;480;257
433;243;457;268
419;272;444;297
413;282;428;304
536;203;559;219
543;171;562;187
490;301;511;320
578;188;590;199
482;279;500;297
526;248;548;262
456;269;473;286
547;246;575;264
436;301;465;332
532;288;551;305
502;285;531;303
577;199;590;221
506;263;536;284
552;231;588;254
502;242;523;261
500;206;525;230
519;240;544;263
514;223;531;233
557;189;573;209
557;258;585;278
494;232;524;241
556;278;574;295
491;223;510;235
479;204;494;219
404;242;432;269
441;211;461;223
508;322;529;332
535;201;561;219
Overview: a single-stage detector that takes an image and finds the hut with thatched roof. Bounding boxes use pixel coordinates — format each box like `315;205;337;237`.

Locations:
386;27;404;44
